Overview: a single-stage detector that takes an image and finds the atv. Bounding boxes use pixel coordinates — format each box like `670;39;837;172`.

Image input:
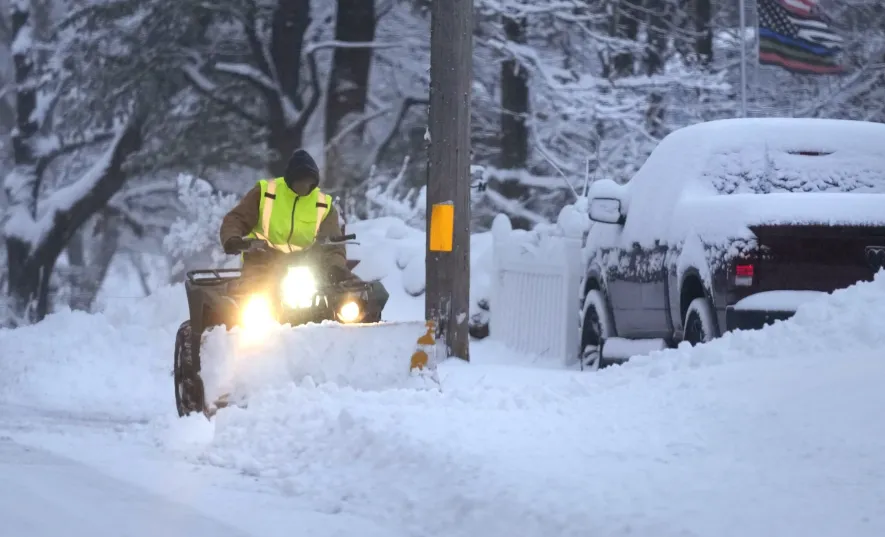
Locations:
173;233;389;418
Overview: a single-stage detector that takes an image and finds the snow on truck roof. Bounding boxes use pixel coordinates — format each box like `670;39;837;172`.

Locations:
661;117;885;154
588;118;885;249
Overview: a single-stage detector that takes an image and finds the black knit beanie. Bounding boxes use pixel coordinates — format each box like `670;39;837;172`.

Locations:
283;149;320;191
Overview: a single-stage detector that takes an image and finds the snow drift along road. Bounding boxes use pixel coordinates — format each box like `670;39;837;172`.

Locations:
0;284;187;420
155;272;885;537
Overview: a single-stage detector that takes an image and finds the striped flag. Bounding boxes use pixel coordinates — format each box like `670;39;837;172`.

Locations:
758;0;846;74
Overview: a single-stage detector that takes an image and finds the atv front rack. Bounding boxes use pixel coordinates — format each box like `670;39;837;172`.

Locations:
186;267;372;293
186;268;242;286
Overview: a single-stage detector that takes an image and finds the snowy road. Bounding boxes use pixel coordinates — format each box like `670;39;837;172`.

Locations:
0;409;403;537
1;437;251;537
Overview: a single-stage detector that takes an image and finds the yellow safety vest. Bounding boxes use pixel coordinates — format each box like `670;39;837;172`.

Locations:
245;177;332;253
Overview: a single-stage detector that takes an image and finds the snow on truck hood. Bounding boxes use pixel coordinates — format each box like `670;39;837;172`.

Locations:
674;192;885;242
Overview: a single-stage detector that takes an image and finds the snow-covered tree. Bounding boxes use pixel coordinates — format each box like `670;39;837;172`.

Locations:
2;0;150;323
163;174;240;279
2;0;224;323
3;0;885;317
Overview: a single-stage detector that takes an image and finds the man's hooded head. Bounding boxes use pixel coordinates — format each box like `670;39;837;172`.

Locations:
283;149;320;196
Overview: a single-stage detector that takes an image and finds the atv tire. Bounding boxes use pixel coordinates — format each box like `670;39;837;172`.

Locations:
174;320;206;417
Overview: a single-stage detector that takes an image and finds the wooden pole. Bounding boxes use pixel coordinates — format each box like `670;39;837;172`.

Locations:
426;0;473;361
738;0;748;117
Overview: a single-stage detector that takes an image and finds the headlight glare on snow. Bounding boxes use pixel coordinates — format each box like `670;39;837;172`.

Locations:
281;266;317;309
240;294;275;342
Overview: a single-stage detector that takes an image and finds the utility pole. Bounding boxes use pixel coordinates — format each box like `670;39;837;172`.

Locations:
738;0;748;117
425;0;473;362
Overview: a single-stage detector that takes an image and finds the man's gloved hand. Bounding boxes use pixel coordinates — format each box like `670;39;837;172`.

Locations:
328;265;355;283
223;236;249;255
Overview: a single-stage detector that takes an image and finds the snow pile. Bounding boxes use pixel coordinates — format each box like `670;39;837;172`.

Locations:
346;217;427;301
0;284;187;420
198;320;434;406
160;272;885;537
492;196;591;247
618;270;885;374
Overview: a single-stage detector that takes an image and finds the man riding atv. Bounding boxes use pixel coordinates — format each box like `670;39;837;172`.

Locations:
172;148;390;418
220;148;352;280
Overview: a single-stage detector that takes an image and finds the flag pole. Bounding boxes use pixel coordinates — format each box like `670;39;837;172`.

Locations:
739;0;748;117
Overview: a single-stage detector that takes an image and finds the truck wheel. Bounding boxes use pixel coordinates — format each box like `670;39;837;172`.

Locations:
174;320;205;417
580;289;613;370
683;297;717;346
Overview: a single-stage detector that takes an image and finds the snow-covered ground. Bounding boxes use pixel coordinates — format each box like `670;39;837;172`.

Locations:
2;216;885;537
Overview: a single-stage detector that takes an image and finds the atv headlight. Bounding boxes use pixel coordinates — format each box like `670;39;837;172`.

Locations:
281;266;317;309
337;301;362;323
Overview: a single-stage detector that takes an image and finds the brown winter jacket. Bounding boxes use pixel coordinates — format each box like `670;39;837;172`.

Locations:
219;185;347;270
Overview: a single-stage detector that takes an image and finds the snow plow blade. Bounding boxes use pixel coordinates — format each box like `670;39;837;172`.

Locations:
199;320;440;415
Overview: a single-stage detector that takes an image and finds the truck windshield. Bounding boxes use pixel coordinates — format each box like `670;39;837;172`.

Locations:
704;150;885;195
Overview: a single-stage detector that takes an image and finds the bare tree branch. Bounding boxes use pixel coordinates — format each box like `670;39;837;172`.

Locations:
180;64;265;126
370;96;429;166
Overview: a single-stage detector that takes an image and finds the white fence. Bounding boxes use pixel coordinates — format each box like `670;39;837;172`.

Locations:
489;212;586;365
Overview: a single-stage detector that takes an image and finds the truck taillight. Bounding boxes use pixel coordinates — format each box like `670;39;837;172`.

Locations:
734;263;754;287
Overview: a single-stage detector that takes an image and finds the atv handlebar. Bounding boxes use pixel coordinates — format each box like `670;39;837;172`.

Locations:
242;238;270;252
238;233;358;254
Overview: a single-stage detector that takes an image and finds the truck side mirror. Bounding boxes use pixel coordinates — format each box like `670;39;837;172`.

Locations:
588;197;625;225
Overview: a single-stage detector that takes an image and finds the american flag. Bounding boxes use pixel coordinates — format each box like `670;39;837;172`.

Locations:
758;0;846;75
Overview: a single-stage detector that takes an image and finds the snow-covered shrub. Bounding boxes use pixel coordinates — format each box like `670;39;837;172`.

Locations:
402;253;425;297
500;196;591;250
163;174;240;279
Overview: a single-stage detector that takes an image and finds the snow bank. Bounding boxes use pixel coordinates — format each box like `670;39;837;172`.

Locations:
0;285;188;420
616;269;885;373
161;272;885;537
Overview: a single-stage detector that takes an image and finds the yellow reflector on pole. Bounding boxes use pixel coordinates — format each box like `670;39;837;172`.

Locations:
429;202;454;252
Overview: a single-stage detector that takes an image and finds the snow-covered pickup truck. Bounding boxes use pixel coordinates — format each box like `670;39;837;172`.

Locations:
578;117;885;369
